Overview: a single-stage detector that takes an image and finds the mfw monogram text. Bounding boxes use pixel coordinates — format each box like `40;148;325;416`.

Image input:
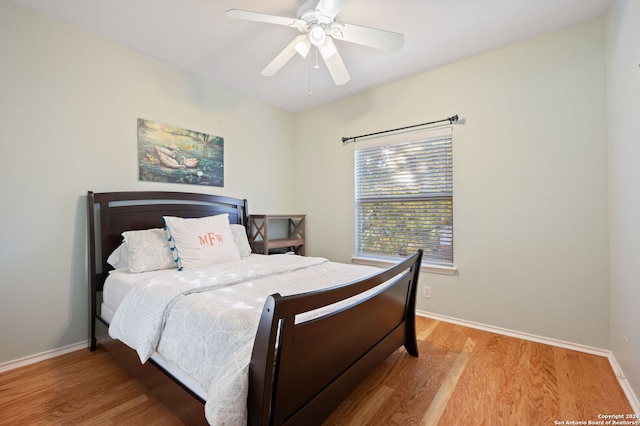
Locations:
199;232;224;246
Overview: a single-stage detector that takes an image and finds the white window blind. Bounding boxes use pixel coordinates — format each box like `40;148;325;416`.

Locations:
354;126;453;266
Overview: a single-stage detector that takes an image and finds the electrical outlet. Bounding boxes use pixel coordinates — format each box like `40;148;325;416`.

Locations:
624;336;629;359
423;286;431;299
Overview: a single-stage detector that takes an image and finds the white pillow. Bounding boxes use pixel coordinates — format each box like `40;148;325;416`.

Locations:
107;242;128;270
122;228;177;273
230;224;252;258
163;214;241;270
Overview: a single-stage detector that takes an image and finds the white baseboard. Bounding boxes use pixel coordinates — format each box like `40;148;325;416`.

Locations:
0;341;89;374
607;352;640;414
416;310;640;414
416;310;609;355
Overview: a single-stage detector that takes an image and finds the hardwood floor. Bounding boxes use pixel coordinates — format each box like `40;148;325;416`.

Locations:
325;316;633;425
0;316;633;425
0;349;182;426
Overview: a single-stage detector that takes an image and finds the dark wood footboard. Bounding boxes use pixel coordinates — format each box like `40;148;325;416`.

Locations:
249;249;423;426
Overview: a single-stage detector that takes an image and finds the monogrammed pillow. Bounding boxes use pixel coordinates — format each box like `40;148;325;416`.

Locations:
122;228;177;273
163;214;241;270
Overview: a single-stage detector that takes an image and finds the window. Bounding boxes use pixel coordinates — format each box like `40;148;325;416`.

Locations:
354;126;453;266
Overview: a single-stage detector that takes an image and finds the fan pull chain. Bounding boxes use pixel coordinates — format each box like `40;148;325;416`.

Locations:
308;47;321;98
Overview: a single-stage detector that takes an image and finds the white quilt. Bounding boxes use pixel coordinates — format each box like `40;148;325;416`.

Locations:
108;254;379;425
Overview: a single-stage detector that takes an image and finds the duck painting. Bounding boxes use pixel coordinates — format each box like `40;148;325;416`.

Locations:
138;118;224;187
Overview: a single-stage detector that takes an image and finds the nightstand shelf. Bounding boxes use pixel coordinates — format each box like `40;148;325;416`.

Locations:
249;214;305;255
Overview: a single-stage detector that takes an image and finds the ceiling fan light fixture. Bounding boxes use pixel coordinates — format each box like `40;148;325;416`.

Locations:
308;24;326;46
318;38;338;58
294;37;311;57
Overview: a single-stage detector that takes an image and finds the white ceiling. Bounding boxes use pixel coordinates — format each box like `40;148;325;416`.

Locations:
13;0;611;112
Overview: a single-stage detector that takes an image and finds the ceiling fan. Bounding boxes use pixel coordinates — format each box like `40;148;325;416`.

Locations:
226;0;404;85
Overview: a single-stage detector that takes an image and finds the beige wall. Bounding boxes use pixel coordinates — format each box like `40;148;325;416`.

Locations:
607;0;640;402
0;2;295;363
293;18;610;349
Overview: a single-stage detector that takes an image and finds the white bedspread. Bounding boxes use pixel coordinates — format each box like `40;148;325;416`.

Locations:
108;254;379;425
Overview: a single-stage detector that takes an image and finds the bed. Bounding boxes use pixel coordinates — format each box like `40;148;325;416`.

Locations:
87;190;423;425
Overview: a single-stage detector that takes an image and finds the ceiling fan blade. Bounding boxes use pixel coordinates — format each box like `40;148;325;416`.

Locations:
317;38;350;85
316;0;350;19
333;22;404;52
261;35;311;77
225;9;305;29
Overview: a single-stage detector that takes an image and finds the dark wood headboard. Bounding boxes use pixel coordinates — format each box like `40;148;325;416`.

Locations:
87;191;248;280
87;190;249;349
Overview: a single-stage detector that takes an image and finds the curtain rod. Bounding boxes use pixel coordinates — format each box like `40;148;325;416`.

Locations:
342;114;458;144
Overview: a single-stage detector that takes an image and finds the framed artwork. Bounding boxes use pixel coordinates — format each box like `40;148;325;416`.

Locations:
137;118;224;187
